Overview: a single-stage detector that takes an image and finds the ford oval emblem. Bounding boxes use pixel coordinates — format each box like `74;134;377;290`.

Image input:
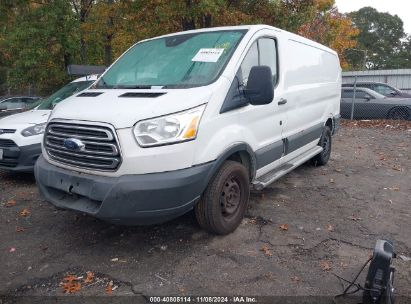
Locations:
63;138;85;151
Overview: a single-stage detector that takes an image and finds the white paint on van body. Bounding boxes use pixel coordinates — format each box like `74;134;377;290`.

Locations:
44;25;341;178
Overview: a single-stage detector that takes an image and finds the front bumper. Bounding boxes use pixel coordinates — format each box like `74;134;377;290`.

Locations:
0;142;41;172
35;155;214;225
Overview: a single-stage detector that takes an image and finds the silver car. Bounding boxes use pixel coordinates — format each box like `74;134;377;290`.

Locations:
340;87;411;120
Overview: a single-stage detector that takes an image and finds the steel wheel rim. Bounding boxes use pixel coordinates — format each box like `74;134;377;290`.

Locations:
220;175;242;218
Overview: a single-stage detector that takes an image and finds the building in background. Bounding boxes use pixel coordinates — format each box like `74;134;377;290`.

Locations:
342;69;411;93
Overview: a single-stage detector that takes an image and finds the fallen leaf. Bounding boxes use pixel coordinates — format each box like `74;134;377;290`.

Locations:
106;281;113;295
320;260;331;271
248;218;257;225
62;275;78;283
335;168;342;172
279;224;289;231
5;200;16;207
9;247;16;253
260;245;272;257
19;208;30;217
291;276;301;283
62;282;81;294
326;224;334;232
392;166;402;172
348;215;362;221
15;227;25;233
84;271;94;284
61;275;81;294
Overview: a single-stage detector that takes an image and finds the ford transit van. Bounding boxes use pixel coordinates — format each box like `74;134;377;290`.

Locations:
35;25;341;234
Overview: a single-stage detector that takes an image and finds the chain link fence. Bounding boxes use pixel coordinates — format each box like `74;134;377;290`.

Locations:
0;84;40;98
341;69;411;121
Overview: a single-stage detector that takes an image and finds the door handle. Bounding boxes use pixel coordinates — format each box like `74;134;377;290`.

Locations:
278;98;287;105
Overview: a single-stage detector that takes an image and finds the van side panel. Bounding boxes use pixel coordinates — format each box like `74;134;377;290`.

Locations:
281;38;340;156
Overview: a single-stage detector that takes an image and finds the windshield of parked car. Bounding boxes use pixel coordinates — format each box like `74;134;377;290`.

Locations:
95;30;247;89
373;84;398;96
35;80;93;110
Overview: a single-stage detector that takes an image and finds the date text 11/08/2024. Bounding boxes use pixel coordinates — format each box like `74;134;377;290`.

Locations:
149;296;257;303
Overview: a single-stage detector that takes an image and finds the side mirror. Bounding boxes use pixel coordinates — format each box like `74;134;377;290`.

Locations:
364;94;372;101
244;66;274;105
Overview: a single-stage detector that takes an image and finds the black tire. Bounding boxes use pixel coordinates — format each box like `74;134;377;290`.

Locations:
312;126;332;166
387;107;410;120
195;160;250;235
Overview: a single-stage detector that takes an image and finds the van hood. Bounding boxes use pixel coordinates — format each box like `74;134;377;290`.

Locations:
0;110;50;129
49;86;214;129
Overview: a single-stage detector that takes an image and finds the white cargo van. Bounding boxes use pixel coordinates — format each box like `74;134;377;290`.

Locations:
35;25;341;234
0;75;97;172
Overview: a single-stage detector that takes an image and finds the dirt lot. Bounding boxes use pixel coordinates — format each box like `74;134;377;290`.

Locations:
1;121;410;303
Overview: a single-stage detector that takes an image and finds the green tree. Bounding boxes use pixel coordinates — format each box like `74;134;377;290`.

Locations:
348;7;408;69
6;0;79;94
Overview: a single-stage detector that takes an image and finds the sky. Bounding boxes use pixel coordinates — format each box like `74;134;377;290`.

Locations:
335;0;411;35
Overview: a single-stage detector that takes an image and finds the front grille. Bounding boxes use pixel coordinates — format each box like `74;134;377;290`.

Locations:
44;122;121;171
0;129;16;134
0;139;17;147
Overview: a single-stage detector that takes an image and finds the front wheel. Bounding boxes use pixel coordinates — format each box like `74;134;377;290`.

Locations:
312;126;332;166
195;160;250;235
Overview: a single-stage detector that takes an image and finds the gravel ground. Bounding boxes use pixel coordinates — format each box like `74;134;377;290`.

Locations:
0;121;410;303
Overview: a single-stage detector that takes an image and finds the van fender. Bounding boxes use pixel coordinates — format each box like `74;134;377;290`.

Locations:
204;143;257;185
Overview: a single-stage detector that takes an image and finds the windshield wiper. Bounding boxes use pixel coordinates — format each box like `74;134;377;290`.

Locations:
112;84;158;89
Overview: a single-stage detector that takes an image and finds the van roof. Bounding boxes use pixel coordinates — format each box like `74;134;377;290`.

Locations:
140;25;337;56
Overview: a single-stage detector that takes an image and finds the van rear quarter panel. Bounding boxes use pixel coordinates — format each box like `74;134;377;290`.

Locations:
281;38;341;139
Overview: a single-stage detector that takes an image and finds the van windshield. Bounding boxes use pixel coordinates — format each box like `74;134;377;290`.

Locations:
96;30;247;89
35;80;93;110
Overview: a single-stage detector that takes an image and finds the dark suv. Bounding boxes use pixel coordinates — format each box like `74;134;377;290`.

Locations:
342;82;411;98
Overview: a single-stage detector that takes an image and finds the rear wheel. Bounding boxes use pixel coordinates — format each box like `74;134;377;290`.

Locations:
195;161;250;235
312;126;332;166
387;107;410;120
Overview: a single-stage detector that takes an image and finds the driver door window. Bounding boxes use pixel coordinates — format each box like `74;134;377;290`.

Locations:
238;38;278;87
238;42;258;86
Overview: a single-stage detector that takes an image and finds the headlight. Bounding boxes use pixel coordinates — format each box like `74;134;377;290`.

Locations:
21;123;47;137
133;104;206;147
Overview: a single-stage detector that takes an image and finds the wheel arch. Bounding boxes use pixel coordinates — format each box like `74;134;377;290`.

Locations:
206;143;257;184
387;106;411;120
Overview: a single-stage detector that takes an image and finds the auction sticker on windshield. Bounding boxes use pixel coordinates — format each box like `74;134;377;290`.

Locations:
192;48;225;62
0;149;3;160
